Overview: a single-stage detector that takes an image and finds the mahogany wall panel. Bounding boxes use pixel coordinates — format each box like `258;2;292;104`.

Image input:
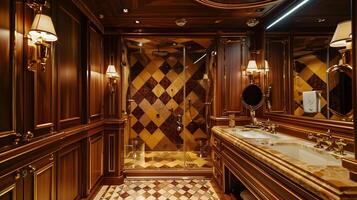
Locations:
57;5;81;126
58;143;80;200
216;37;248;116
265;37;289;112
89;27;104;120
89;133;103;189
0;0;13;133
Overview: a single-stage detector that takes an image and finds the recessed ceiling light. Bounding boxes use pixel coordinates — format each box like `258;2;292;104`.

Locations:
316;18;326;23
135;20;141;24
123;8;129;13
214;20;222;24
99;14;104;19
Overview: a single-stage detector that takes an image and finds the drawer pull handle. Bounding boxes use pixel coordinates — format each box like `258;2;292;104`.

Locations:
28;165;36;173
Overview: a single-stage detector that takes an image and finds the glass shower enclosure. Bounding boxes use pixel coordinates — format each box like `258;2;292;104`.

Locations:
122;37;215;171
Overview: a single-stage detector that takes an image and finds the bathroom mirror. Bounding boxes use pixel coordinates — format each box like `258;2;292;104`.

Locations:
241;84;265;111
264;0;352;122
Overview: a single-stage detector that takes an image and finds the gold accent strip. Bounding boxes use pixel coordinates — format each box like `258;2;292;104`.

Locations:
0;184;16;199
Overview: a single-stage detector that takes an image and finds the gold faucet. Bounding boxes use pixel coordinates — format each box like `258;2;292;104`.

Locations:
261;119;278;134
308;133;325;148
334;139;347;155
322;130;335;151
308;130;347;154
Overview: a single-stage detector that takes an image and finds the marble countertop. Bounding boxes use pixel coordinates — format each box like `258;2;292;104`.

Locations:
212;126;357;200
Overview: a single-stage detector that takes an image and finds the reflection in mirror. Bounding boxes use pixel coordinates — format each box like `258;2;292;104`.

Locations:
264;0;352;122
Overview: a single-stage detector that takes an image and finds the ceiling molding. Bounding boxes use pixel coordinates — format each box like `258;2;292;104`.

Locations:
72;0;104;33
194;0;281;9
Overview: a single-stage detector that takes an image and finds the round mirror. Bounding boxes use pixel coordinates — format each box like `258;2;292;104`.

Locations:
241;84;265;111
327;64;352;119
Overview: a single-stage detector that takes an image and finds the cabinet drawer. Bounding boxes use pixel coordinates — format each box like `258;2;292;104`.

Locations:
212;150;222;172
211;135;221;150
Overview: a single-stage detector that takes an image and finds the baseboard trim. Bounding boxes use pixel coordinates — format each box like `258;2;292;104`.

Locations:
102;175;125;185
124;168;213;178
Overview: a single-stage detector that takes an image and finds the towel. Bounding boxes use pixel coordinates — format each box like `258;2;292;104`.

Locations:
303;91;321;113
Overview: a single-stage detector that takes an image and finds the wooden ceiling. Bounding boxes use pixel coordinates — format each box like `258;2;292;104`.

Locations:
83;0;288;30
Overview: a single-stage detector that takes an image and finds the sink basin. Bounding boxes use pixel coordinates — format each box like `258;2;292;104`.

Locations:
223;128;277;139
268;143;341;166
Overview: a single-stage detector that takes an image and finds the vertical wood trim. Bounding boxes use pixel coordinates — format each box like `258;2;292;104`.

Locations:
352;0;357;159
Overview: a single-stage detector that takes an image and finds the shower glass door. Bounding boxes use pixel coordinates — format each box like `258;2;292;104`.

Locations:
123;37;213;170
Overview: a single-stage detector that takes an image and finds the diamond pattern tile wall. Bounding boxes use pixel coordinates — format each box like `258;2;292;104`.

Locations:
293;47;342;120
128;39;212;151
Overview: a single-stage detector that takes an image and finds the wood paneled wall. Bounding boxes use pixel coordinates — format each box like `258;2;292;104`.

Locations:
0;0;125;199
213;37;249;118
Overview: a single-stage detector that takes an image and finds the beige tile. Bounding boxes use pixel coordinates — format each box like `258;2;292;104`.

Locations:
139;99;158;120
139;114;151;127
152;84;166;98
139;69;152;83
132;76;145;91
166;99;178;111
166;70;178;82
152;70;165;83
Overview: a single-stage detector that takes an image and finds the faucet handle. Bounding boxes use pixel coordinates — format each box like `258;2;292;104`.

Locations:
334;139;347;155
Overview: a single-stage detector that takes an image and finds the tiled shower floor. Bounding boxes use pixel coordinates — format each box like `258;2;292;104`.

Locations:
94;178;224;200
124;151;212;169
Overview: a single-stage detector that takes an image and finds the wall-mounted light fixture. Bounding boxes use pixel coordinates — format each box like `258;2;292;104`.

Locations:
106;56;120;95
246;60;259;83
27;1;57;71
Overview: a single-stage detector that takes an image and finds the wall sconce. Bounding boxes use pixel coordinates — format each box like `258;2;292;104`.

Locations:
27;1;57;71
330;20;352;65
246;60;259;83
106;64;120;94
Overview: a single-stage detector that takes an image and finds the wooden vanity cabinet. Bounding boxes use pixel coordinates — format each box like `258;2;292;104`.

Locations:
211;132;321;200
211;135;224;189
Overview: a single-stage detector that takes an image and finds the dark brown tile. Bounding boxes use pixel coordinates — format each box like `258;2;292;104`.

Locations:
159;76;171;89
145;121;158;134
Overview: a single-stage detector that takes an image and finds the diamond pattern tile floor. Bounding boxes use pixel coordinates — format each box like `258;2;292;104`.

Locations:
94;179;225;200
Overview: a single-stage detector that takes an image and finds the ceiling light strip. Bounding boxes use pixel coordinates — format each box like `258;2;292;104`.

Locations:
266;0;310;30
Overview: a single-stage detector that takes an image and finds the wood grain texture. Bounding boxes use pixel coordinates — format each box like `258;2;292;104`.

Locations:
89;133;104;190
57;5;81;124
216;37;249;116
0;0;12;133
265;36;289;112
89;27;104;120
58;143;80;200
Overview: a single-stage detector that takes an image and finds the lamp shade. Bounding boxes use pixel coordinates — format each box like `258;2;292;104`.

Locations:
106;65;119;77
246;60;258;73
29;14;58;42
330;20;352;48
